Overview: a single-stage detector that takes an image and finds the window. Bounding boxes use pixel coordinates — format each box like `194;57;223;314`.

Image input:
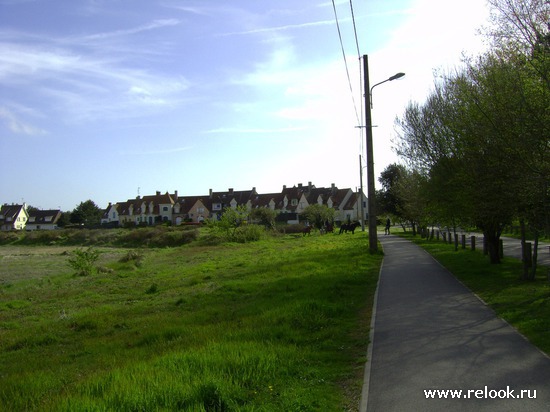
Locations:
291;199;298;206
163;206;168;212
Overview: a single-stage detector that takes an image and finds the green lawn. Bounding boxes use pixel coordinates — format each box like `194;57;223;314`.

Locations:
398;231;550;356
0;230;382;411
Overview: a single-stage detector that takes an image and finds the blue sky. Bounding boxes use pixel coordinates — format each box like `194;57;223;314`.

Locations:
0;0;489;211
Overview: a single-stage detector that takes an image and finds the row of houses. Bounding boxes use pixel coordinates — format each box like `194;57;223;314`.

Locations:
0;204;62;231
103;182;367;227
0;182;368;231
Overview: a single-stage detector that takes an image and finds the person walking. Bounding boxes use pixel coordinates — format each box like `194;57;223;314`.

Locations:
385;218;391;235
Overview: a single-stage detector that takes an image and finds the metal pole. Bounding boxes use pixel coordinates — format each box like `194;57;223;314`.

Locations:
363;55;378;253
359;154;365;231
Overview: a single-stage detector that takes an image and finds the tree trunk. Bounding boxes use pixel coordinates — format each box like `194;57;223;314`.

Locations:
530;230;539;281
483;228;502;264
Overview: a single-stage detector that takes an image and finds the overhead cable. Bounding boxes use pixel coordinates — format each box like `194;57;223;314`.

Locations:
331;0;361;125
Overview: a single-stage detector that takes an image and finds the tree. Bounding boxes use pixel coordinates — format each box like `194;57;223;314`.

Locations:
70;200;103;228
249;207;277;230
377;163;405;218
217;205;249;238
301;204;335;231
395;0;549;268
394;168;429;236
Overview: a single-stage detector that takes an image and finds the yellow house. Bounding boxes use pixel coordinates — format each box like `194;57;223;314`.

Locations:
0;203;29;231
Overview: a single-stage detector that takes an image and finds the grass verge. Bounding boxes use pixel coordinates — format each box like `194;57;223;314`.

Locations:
0;231;382;411
397;232;550;356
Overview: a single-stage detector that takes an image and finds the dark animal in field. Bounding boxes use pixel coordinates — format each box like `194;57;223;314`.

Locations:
324;222;334;233
339;222;360;234
302;226;313;236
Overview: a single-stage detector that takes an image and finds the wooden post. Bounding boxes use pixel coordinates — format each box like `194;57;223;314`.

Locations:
471;236;476;251
454;233;459;251
461;234;466;249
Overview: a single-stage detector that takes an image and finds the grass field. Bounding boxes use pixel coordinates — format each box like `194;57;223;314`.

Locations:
0;229;382;411
398;231;550;356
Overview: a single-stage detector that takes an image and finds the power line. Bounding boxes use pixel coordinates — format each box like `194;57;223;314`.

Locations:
349;0;361;57
331;0;360;125
348;0;365;158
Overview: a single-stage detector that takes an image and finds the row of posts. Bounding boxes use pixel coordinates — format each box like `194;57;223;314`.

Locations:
418;228;504;259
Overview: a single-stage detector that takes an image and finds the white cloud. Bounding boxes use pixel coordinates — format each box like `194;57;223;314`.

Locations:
77;19;181;42
0;106;46;135
204;126;306;135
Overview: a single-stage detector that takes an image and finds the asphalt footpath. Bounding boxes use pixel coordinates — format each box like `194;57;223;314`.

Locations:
361;235;550;412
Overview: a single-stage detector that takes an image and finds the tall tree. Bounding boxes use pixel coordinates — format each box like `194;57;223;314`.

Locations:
70;200;103;228
377;163;405;218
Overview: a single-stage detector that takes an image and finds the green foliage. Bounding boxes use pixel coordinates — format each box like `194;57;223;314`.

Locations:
67;247;101;276
210;205;267;243
119;250;144;267
70;200;103;228
249;207;277;229
301;204;335;229
393;0;549;264
0;227;199;248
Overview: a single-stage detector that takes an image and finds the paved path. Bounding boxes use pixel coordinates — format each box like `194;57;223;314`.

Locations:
361;235;550;412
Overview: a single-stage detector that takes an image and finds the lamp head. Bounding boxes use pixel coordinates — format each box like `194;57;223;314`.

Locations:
389;72;405;81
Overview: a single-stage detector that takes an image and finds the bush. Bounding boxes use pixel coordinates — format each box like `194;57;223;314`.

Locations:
115;227;198;248
0;231;21;245
119;250;144;266
67;247;101;276
19;231;63;245
232;224;264;243
277;224;305;234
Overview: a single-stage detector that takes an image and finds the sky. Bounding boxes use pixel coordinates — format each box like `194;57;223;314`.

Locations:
0;0;491;211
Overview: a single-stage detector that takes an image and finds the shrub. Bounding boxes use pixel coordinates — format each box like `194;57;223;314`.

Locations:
19;231;63;245
232;224;264;243
119;250;144;267
0;231;21;245
115;227;198;248
278;224;305;234
67;247;101;276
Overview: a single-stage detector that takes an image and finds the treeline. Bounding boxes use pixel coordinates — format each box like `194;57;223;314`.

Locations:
379;0;548;279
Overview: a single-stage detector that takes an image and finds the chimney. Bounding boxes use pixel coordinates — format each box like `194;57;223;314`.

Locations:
283;185;287;190
209;189;213;198
308;181;312;191
156;191;161;196
174;190;178;199
228;188;233;193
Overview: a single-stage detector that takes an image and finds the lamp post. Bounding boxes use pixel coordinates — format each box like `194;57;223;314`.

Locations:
363;54;404;253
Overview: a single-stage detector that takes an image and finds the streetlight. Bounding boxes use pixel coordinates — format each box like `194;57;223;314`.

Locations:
363;54;404;253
